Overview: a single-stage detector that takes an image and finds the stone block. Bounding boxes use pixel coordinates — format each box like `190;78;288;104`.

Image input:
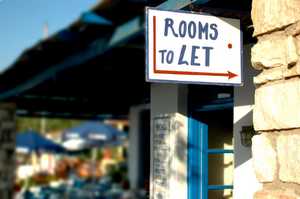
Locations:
285;21;300;36
277;133;300;184
283;62;300;78
296;35;300;55
254;62;300;85
251;33;298;70
254;189;300;199
252;0;300;36
287;36;299;66
254;67;283;85
254;78;300;130
252;134;277;182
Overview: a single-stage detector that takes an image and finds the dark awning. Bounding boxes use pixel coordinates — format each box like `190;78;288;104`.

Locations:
0;0;253;119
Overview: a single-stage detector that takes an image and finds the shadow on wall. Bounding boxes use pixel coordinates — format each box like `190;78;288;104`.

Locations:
232;45;263;199
234;109;253;168
234;44;258;168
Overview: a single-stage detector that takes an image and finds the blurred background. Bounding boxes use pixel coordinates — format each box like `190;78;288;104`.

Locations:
0;0;253;198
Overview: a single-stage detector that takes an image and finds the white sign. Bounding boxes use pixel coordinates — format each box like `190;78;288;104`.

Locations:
146;8;242;85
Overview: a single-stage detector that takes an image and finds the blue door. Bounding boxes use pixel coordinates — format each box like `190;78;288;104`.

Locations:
188;102;234;199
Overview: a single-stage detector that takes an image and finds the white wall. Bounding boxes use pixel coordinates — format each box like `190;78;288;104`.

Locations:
233;45;262;199
150;84;187;116
148;46;261;198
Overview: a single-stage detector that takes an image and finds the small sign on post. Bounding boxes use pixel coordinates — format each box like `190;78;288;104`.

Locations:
146;8;242;85
151;114;188;199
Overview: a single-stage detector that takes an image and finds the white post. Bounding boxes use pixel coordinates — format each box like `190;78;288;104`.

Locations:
150;84;188;199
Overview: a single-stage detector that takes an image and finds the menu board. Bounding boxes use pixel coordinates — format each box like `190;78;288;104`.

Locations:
152;115;171;199
151;114;187;199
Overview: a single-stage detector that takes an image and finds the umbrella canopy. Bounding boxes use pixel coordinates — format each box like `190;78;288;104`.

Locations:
62;122;126;150
62;138;93;151
16;130;65;153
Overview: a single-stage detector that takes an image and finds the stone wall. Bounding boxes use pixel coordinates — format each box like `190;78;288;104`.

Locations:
251;0;300;198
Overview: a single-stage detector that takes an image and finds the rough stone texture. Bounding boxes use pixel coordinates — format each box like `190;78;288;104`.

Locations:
252;134;277;182
252;0;300;36
296;35;300;55
251;33;298;70
254;189;300;199
251;0;300;196
285;21;300;36
254;67;284;85
283;62;300;78
254;62;300;85
252;22;300;85
254;77;300;131
277;133;300;184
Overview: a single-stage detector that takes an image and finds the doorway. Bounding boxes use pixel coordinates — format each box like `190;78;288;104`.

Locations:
188;85;234;199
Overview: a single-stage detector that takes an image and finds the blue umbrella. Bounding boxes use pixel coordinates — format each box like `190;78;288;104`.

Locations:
62;122;126;148
16;130;65;153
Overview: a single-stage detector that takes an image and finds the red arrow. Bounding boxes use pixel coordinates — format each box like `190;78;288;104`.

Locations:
152;16;238;80
227;71;238;79
154;69;238;79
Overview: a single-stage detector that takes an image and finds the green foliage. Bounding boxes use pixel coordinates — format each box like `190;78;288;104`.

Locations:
77;150;93;161
16;118;41;132
107;159;128;183
16;117;85;133
18;174;60;188
108;164;123;183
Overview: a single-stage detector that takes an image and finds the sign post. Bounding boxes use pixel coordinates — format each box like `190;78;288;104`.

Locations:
147;8;243;199
146;8;242;85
